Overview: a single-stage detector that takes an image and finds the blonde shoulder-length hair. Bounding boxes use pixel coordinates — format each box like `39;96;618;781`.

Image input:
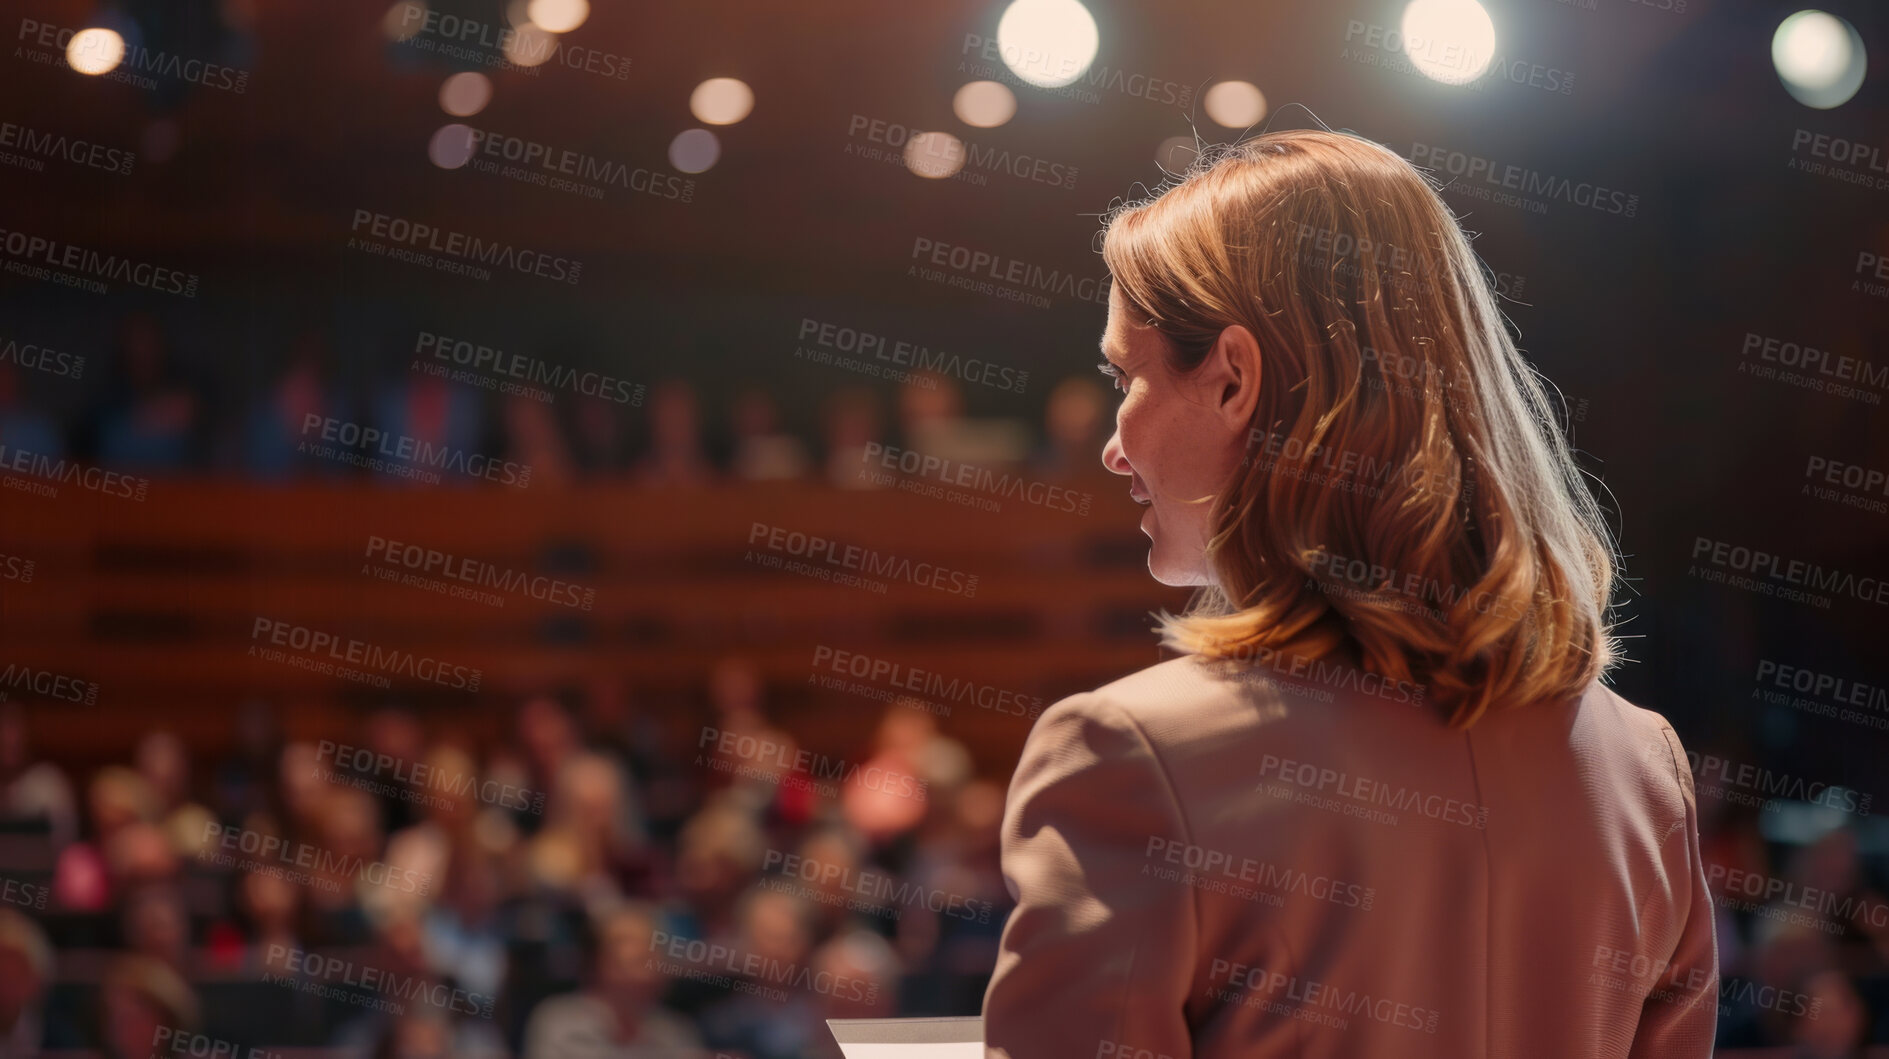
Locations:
1101;128;1620;728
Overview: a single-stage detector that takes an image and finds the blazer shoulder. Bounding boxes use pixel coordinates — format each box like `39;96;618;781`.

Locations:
1085;654;1228;719
1593;681;1676;732
1587;681;1675;734
1016;656;1220;761
1018;655;1269;772
1582;683;1693;793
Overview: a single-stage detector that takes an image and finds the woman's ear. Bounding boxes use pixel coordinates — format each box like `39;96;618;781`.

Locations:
1203;325;1262;433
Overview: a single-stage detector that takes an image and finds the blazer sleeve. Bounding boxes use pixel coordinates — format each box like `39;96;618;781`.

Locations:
1630;724;1719;1059
982;692;1198;1059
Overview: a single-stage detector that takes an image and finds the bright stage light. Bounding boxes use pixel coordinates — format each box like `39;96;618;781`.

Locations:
905;132;966;179
67;28;126;75
526;0;588;33
439;72;493;117
503;23;555;67
1203;81;1267;128
691;78;755;125
382;1;427;41
995;0;1099;88
1400;0;1495;86
954;81;1018;128
1772;10;1865;109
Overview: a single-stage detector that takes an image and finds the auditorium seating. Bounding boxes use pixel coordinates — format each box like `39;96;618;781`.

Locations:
2;477;1185;770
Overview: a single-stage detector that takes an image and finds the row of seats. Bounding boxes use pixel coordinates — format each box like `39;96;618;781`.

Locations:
2;478;1184;771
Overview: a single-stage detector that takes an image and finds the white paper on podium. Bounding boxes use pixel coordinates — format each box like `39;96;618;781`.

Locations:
826;1015;983;1059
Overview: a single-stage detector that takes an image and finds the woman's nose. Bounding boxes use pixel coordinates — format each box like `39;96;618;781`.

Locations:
1101;425;1131;477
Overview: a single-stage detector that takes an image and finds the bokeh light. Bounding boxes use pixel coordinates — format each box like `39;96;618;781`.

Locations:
503;23;556;66
953;81;1018;128
995;0;1099;89
670;128;720;173
382;0;426;41
1156;135;1199;174
1772;10;1866;109
1202;81;1267;128
526;0;589;33
691;78;755;125
1400;0;1495;86
438;72;493;117
904;132;966;179
66;28;126;75
428;124;477;169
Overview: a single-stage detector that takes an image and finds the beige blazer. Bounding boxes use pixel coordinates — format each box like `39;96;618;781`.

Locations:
981;655;1717;1058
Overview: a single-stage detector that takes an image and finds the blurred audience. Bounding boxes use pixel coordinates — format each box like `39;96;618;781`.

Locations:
819;386;883;490
1;651;1882;1056
0;910;51;1058
0;364;65;460
238;330;355;478
98;954;197;1059
634;380;714;487
1036;375;1109;479
729;389;810;482
0;669;1022;1056
48;313;1133;495
82;314;209;472
0;704;77;849
522;903;700;1057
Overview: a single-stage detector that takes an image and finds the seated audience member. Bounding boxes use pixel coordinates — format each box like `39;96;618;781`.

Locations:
523;903;701;1057
99;954;198;1059
0;363;64;462
529;751;657;903
0;704;78;849
633;380;715;487
52;767;161;913
89;313;207;471
0;909;52;1059
135;732;216;862
729;388;810;481
818;386;882;490
1035;375;1109;480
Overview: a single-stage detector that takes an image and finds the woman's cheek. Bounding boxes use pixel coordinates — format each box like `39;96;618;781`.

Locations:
1124;398;1169;481
1119;391;1151;450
